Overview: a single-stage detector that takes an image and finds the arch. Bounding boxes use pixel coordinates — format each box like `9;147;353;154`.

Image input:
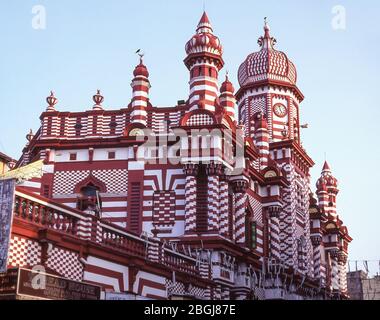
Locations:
124;122;147;137
74;174;107;194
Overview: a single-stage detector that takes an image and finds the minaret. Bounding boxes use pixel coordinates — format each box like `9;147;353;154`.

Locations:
130;56;150;126
219;73;236;122
316;161;339;219
184;12;224;112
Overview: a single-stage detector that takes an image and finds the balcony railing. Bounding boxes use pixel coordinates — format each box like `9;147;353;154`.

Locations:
13;190;200;276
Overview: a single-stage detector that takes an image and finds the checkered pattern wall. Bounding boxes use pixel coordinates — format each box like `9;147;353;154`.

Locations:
186;114;214;126
53;170;90;195
153;191;176;226
46;246;83;281
93;169;128;194
166;279;205;299
7;236;41;268
53;169;128;195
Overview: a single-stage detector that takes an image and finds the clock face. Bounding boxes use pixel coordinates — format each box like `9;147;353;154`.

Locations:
273;103;288;118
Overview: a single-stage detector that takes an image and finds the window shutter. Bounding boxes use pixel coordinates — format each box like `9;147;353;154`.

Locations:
129;182;142;234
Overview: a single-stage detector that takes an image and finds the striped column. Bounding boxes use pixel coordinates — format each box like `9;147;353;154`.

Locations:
130;58;150;126
311;236;322;280
184;164;199;233
338;253;348;293
267;206;281;260
254;113;269;170
206;163;222;232
232;180;248;244
330;251;340;291
219;175;230;237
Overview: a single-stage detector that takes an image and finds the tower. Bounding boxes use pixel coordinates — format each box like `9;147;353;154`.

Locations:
219;74;236;122
316;161;339;219
315;162;351;294
236;19;313;274
130;57;151;126
184;12;224;112
236;19;302;143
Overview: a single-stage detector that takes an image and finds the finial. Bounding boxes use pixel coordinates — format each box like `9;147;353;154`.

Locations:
135;49;145;63
46;91;58;111
264;17;270;34
93;89;104;110
26;129;34;142
258;17;276;49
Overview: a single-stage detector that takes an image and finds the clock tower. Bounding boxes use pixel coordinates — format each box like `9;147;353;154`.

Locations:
236;19;314;274
236;19;303;144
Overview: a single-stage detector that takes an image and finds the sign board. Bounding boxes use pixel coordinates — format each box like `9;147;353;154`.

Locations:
0;179;16;273
17;269;101;300
0;269;18;295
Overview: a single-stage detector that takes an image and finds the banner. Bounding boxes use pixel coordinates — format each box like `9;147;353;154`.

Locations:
0;179;16;273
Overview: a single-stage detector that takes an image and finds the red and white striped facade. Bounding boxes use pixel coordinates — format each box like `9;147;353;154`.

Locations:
6;12;351;300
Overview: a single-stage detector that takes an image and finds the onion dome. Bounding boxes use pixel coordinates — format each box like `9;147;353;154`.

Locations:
133;58;149;78
92;89;104;110
185;12;223;57
220;73;235;94
316;161;338;191
46;91;58;112
238;19;297;87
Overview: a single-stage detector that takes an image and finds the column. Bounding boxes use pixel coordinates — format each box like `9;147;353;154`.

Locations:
183;163;199;234
232;179;248;244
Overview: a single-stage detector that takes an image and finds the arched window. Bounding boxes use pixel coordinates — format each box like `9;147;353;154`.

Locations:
77;183;102;217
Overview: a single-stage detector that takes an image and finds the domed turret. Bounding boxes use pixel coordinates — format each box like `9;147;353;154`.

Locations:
184;12;225;113
316;161;338;191
133;58;149;78
185;12;223;58
219;73;236;121
238;19;297;87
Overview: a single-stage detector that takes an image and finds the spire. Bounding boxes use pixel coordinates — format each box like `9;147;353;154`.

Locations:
258;17;277;50
46;91;58;112
197;11;213;33
322;161;331;172
92;89;104;111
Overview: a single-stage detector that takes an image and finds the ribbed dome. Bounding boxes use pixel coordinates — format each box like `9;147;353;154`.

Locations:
185;12;223;56
238;21;297;87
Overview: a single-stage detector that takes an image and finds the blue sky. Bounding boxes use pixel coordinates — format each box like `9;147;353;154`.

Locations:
0;1;379;269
